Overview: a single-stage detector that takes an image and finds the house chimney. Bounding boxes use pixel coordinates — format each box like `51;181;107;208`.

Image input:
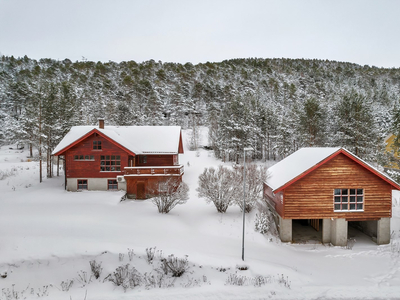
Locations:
99;118;104;129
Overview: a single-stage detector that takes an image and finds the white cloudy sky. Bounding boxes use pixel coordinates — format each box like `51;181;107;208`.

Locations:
1;0;399;67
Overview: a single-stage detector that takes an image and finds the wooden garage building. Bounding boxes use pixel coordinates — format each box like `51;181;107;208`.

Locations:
263;147;400;246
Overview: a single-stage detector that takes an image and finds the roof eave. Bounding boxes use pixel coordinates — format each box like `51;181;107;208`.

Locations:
52;128;137;157
271;148;400;193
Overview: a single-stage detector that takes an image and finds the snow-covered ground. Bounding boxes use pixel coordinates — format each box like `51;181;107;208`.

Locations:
1;130;400;300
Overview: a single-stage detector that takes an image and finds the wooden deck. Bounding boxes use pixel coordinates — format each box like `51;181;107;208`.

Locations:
124;165;184;176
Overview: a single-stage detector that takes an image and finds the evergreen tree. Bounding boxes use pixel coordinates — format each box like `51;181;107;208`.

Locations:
299;97;325;146
333;91;378;159
391;101;400;151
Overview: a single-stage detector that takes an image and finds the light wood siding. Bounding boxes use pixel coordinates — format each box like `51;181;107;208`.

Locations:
263;185;284;216
283;153;393;220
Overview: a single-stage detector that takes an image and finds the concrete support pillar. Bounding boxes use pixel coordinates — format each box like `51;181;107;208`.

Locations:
377;218;390;245
331;218;348;246
279;216;292;242
322;219;332;244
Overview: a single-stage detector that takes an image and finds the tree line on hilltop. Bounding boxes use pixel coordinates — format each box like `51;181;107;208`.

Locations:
1;55;400;174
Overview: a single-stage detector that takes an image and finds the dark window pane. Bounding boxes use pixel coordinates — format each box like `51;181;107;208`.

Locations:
334;197;341;203
350;196;356;202
106;155;110;160
357;203;363;210
342;204;348;210
111;161;115;165
90;156;94;160
342;197;348;203
74;155;78;160
334;189;341;195
106;167;110;171
85;155;89;160
350;204;356;210
111;155;115;160
342;189;348;195
334;204;340;210
100;167;105;171
116;156;120;160
357;196;363;202
101;156;105;160
350;189;356;195
357;189;363;195
111;166;115;171
79;155;84;160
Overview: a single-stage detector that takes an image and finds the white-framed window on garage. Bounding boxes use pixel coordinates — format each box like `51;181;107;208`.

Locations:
334;188;364;211
77;179;88;190
108;179;118;190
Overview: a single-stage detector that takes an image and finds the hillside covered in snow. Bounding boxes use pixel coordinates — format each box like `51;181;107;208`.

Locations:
0;130;400;300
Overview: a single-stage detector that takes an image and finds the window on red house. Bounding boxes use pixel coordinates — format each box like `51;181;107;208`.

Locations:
108;179;118;190
77;179;88;190
74;155;94;161
139;155;147;164
93;141;102;150
100;155;121;171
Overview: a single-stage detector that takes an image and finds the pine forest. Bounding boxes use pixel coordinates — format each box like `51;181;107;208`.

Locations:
1;55;400;174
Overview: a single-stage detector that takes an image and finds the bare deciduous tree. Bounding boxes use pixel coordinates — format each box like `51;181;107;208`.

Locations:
197;165;237;213
233;164;268;213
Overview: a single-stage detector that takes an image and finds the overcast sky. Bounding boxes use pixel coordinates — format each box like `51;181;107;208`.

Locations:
1;0;399;68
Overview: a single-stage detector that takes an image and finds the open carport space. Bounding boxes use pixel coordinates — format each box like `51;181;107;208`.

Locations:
289;218;386;246
292;219;322;244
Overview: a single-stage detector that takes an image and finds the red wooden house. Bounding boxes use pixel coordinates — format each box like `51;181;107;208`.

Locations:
263;147;400;246
52;120;184;199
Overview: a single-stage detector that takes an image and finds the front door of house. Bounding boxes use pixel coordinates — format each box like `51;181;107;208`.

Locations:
137;182;145;199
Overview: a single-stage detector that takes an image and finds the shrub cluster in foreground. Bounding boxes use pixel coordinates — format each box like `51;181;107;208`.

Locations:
0;247;293;299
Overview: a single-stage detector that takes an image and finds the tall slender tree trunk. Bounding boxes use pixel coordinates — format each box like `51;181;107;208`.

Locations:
39;104;42;183
57;156;60;177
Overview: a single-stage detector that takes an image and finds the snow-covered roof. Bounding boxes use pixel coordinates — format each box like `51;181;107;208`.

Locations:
265;147;400;192
266;147;340;192
52;125;182;155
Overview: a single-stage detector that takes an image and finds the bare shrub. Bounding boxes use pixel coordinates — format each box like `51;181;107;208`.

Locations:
345;237;356;250
119;253;125;261
143;271;175;289
89;260;102;279
127;248;135;261
60;279;74;291
197;165;236;213
76;270;92;287
226;273;291;289
146;247;156;264
0;168;18;180
226;273;248;286
106;264;142;292
152;179;189;213
161;254;189;277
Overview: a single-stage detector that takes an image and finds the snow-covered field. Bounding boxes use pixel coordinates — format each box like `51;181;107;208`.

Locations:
1;130;400;300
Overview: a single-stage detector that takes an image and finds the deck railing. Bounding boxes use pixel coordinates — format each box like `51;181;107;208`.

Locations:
124;165;184;176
